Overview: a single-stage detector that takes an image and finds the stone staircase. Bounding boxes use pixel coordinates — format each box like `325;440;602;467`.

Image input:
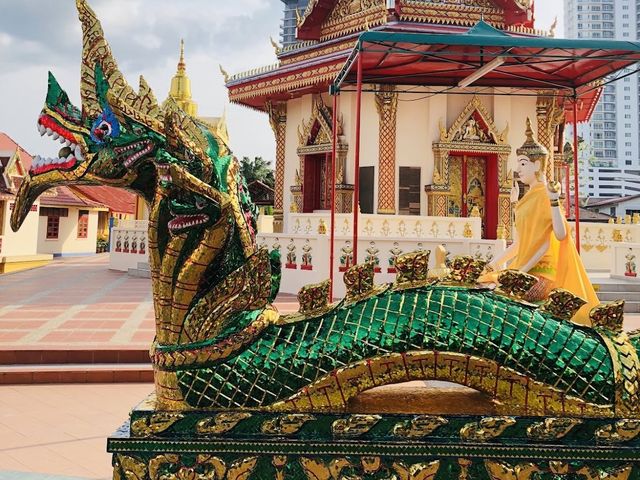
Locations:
591;276;640;313
128;261;151;278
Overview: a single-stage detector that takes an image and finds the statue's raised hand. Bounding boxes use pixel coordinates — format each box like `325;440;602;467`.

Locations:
547;181;561;201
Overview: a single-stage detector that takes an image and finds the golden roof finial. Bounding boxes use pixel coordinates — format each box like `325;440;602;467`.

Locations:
270;36;281;54
219;64;229;83
177;38;186;73
549;16;558;37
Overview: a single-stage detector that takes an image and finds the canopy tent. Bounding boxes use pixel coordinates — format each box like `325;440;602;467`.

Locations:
325;22;640;296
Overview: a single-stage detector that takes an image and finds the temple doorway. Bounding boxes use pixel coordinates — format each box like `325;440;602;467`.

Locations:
448;154;498;239
303;153;329;213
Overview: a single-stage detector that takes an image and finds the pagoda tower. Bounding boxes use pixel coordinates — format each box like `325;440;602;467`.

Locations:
166;39;198;116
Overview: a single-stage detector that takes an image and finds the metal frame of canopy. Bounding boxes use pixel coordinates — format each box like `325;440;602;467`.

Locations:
326;23;640;298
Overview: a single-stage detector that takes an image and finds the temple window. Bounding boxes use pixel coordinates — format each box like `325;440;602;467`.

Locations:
77;210;89;238
398;167;421;216
359;166;375;214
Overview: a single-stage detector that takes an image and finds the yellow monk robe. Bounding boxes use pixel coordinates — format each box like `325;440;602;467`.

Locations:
481;183;599;325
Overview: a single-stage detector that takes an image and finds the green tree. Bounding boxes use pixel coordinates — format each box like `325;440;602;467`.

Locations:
240;156;274;188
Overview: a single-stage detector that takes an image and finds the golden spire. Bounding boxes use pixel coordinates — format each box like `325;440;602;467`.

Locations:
166;39;198;116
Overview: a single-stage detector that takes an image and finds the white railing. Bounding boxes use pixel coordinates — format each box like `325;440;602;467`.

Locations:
287;213;482;239
109;224;149;271
569;221;640;271
258;233;505;298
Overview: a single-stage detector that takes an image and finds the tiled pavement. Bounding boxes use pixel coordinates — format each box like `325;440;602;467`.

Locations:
0;383;152;480
0;255;299;349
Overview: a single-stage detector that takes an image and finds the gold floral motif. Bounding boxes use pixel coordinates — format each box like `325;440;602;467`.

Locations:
595;418;640;444
485;460;633;480
392;460;441;480
393;415;448;438
130;413;183;437
113;454;147;480
148;454;257;480
526;417;582;441
463;222;473;238
196;412;252;435
332;414;381;437
261;414;315;435
460;417;516;442
299;457;351;480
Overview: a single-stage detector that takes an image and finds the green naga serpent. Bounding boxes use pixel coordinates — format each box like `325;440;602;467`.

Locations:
11;0;640;420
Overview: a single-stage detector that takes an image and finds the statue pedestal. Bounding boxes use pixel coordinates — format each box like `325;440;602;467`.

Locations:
108;391;640;479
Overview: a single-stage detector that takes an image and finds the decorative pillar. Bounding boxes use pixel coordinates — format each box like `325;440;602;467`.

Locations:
375;85;398;214
536;93;564;183
267;102;287;233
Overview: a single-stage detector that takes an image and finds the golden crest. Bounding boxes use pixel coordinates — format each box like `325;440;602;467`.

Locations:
540;289;587;321
496;270;538;300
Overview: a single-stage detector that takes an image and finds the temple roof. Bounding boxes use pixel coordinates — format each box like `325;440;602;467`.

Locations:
72;186;137;214
39;186;107;209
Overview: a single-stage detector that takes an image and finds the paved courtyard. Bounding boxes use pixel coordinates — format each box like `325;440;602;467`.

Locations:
0;255;299;349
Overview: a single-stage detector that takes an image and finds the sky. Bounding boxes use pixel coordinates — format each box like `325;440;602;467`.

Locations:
0;0;562;165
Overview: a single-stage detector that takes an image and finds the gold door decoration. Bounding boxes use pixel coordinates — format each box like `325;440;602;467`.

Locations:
293;95;352;214
427;96;512;239
466;156;486;220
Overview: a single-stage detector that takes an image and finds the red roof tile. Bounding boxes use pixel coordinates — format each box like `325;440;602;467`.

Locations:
72;186;137;215
40;186;106;208
0;132;33;171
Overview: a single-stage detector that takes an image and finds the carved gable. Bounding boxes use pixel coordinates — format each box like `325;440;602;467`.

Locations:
297;96;340;149
440;96;508;145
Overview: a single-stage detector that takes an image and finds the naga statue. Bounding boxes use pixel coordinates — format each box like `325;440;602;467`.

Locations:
10;1;640;478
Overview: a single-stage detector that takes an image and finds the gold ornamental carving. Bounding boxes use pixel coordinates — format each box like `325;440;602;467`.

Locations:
375;85;398;214
428;96;512;239
267;101;287;233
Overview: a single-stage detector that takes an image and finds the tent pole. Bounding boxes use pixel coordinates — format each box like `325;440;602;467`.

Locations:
572;92;581;253
565;163;570;214
353;50;363;267
330;93;339;301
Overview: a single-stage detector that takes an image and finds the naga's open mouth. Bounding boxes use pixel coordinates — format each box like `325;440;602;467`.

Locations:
31;115;85;176
113;140;154;168
168;213;210;233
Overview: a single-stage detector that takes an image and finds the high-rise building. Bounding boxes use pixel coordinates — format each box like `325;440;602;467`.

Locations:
280;0;309;47
565;0;640;200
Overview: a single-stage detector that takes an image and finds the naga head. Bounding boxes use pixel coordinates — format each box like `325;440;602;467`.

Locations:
11;0;165;231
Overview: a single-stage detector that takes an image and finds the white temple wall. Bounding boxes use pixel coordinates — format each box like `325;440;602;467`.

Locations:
396;92;435;215
280;89;540;231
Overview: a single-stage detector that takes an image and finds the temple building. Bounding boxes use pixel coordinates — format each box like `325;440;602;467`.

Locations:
225;0;573;242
